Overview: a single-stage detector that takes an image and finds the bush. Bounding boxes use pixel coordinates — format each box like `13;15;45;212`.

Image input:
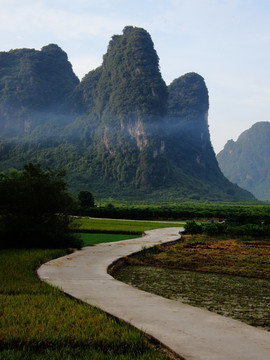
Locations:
184;220;203;234
78;190;95;208
0;163;82;249
185;221;270;239
202;223;226;236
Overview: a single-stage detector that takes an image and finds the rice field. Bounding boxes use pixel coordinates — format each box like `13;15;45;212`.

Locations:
79;232;140;246
74;217;184;234
0;248;171;360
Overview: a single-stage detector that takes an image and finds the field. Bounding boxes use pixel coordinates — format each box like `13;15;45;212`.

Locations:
2;214;269;359
78;232;140;246
74;217;184;234
113;234;270;330
0;248;172;360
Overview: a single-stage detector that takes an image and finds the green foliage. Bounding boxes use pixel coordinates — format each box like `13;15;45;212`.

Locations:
184;215;270;239
73;26;170;191
75;203;270;222
168;72;209;118
0;44;79;138
78;190;95;208
77;26;167;118
166;73;227;186
184;220;203;234
202;222;226;236
0;163;82;248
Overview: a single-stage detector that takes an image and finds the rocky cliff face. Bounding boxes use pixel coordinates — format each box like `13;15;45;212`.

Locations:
70;27;253;200
74;26;169;189
217;122;270;200
0;27;255;202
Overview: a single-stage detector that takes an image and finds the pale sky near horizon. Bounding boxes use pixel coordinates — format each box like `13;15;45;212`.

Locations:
1;0;270;154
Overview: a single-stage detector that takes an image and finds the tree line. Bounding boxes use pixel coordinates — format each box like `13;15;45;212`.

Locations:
1;162;269;249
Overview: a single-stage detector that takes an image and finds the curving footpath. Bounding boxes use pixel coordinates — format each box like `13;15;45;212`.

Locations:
38;228;270;360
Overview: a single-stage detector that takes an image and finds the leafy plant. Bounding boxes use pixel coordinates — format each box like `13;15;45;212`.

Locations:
184;220;203;234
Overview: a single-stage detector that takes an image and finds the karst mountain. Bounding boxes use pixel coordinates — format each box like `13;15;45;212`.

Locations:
0;26;254;202
217;121;270;201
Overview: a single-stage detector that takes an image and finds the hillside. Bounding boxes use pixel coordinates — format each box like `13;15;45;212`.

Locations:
0;44;79;138
0;26;255;202
217;122;270;201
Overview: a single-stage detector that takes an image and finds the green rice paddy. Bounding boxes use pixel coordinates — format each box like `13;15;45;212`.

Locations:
79;232;140;246
74;217;184;235
0;247;171;360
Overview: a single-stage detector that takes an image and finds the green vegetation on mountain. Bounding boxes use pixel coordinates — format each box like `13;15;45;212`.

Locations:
167;73;227;183
168;72;209;118
0;44;79;138
73;26;169;190
217;121;270;200
77;26;168;116
0;27;255;202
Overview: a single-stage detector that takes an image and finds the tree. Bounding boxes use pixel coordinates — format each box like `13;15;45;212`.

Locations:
78;190;95;208
0;163;82;249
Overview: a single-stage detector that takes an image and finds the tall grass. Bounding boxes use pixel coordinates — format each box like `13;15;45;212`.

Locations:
0;249;169;360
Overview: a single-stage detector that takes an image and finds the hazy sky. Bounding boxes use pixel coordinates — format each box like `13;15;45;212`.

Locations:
1;0;270;153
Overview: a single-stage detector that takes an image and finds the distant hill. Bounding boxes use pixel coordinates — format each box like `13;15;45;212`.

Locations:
0;26;255;202
217;121;270;201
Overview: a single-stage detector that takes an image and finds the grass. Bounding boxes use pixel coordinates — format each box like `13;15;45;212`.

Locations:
79;233;140;246
0;249;172;360
75;216;183;246
113;234;270;330
74;217;184;235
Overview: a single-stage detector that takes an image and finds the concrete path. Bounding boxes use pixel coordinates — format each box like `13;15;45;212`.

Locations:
38;228;270;360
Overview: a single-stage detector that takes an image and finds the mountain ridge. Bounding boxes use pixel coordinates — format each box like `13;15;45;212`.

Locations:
0;26;255;202
217;121;270;201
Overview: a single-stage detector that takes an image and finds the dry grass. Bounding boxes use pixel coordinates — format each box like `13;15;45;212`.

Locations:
114;235;270;330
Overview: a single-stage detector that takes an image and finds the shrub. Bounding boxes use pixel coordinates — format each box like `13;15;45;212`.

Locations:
202;223;226;236
184;220;203;234
0;163;82;249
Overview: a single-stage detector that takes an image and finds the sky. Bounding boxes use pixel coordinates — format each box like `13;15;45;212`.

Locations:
1;0;270;154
